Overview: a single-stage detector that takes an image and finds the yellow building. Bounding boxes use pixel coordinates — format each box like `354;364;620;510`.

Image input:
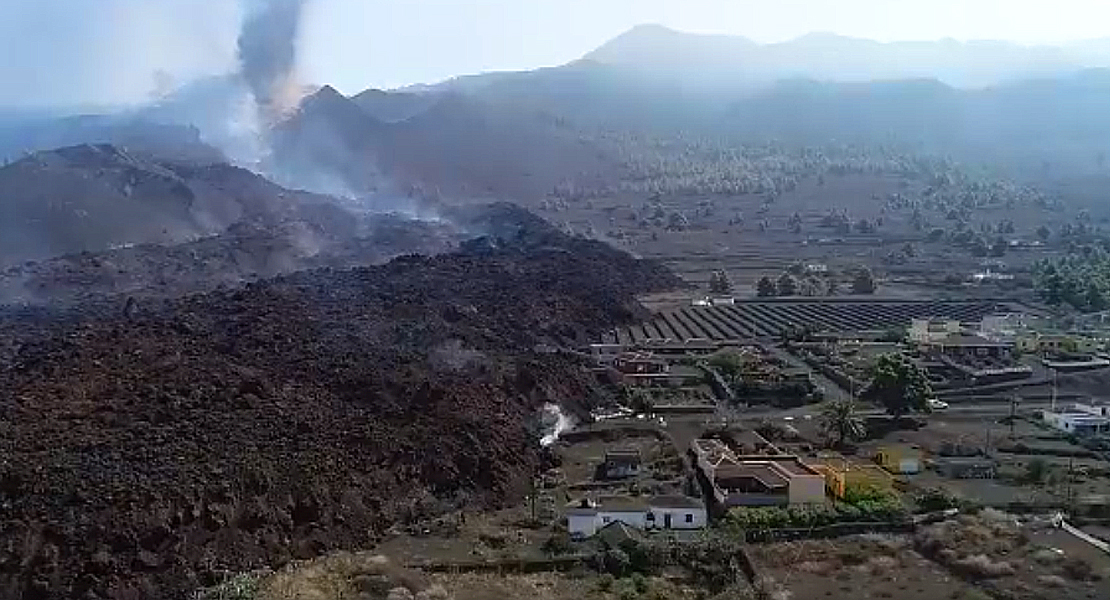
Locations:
875;446;923;475
811;453;894;499
1016;333;1100;354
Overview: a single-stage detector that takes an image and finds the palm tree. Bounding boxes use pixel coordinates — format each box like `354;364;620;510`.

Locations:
820;397;867;448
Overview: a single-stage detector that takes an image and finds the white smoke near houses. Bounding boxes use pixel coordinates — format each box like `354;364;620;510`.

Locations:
539;403;575;447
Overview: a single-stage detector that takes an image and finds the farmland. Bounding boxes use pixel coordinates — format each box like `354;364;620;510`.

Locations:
604;299;1018;343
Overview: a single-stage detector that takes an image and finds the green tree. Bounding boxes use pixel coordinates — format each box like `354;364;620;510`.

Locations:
709;270;733;295
800;276;823;297
1037;225;1051;242
989;236;1007;257
1025;458;1047;484
776;273;798;296
820;398;867;448
1085;282;1106;311
757;276;778;297
862;354;934;418
851;268;877;295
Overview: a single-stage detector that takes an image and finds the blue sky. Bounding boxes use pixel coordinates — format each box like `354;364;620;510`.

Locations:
1;0;1108;107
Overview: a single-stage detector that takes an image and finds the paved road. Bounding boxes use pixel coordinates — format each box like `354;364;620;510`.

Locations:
746;399;1055;420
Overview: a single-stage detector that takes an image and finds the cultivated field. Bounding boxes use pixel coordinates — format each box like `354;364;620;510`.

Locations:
604;299;1018;343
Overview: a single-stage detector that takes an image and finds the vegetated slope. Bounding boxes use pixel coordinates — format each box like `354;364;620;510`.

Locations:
0;144;345;266
270;65;1110;208
727;69;1110;174
0;209;680;600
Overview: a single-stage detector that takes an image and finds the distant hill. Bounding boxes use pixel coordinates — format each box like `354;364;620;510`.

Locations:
8;27;1110;207
350;88;438;122
727;69;1110;172
268;85;619;198
586;24;1110;89
0;114;223;165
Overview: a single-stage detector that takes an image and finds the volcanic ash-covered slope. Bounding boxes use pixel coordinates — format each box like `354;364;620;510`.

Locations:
0;219;679;599
0;143;343;266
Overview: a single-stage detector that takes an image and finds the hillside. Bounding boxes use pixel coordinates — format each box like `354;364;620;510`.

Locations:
0;202;614;305
727;69;1110;173
0;114;222;165
269;86;621;198
0;209;679;599
350;88;438;122
0;144;346;265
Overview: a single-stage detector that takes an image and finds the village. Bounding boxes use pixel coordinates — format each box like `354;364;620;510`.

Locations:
343;298;1110;600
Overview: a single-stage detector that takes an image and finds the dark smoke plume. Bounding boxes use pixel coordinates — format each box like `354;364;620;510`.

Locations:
237;0;306;119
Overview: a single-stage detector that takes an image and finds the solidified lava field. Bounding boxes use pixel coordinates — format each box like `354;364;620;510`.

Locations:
0;211;679;599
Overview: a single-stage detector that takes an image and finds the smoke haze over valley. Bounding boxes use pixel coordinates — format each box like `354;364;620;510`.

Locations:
5;2;1110;599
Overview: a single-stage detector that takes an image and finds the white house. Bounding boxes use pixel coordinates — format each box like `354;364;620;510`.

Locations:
1043;404;1110;437
566;495;707;539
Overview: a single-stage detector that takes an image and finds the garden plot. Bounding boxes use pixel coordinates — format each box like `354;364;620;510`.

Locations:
748;533;977;600
857;413;1110;509
553;429;687;494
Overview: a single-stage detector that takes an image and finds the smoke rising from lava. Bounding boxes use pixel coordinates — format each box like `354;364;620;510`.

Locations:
237;0;309;122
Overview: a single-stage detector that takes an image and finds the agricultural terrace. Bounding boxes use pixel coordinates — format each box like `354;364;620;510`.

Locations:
605;300;1019;343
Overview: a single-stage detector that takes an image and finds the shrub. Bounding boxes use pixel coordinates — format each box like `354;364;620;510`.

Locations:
1060;557;1099;581
1024;458;1048;483
953;554;1014;578
915;487;962;512
194;573;263;600
619;538;667;574
596;574;615;592
541;531;574;556
842;487;907;521
601;548;632;577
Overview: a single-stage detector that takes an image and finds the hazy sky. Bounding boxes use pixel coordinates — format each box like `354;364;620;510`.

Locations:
1;0;1109;107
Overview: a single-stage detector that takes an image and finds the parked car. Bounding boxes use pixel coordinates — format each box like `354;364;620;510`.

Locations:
928;398;949;411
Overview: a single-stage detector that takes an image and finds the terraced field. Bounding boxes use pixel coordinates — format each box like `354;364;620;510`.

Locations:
604;299;1019;343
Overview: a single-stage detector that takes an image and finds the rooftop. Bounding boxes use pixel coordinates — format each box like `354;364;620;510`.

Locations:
567;494;703;514
605;449;642;462
648;495;705;509
715;463;789;489
735;455;822;476
935;334;1012;348
732;430;776;453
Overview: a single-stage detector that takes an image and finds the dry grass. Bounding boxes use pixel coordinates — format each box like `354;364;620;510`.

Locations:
951;554;1014;578
427;571;705;600
257;552;430;600
915;513;1026;563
